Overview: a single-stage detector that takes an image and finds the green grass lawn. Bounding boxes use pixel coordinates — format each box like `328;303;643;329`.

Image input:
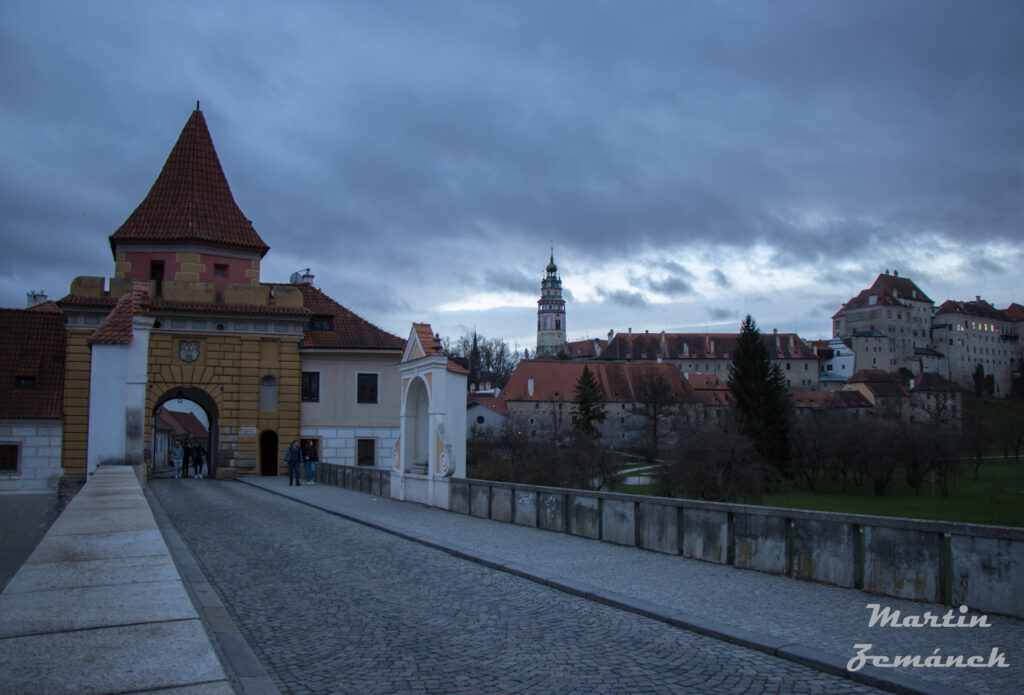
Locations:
759;457;1024;527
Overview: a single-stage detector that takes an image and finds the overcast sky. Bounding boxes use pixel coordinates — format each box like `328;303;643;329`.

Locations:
2;1;1021;349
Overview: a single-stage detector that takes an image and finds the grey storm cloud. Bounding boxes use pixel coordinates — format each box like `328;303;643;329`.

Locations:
0;0;1021;344
646;276;694;298
710;269;731;290
598;288;651;309
706;307;735;323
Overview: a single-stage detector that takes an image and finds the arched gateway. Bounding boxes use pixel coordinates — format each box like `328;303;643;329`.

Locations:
152;387;219;476
56;107;406;479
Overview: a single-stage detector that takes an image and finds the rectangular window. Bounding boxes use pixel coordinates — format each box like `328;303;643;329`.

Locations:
357;373;378;404
357;439;376;467
16;376;36;389
150;261;165;297
214;264;228;279
0;444;19;473
301;371;320;402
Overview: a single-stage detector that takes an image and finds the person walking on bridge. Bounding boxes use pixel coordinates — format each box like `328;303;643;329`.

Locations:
171;440;184;479
285;440;301;486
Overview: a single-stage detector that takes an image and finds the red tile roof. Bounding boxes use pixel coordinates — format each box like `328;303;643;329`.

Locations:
407;322;468;374
502;360;698;404
848;369;910;398
90;281;150;345
412;322;443;354
1004;303;1024;322
0;308;66;419
297;284;405;351
598;331;815;361
911;372;958;392
683;373;728;391
791;390;871;409
834;272;933;318
109;109;269;257
935;299;1010;322
27;300;63;313
567;338;607;359
58;291;311;318
468;393;508;415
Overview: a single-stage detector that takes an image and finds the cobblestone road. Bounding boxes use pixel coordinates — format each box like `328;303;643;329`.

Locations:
151;479;884;695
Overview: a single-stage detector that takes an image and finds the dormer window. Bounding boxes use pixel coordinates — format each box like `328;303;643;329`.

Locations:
310;317;332;331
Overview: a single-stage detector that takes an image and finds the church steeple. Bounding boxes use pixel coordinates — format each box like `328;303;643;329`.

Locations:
536;249;567;358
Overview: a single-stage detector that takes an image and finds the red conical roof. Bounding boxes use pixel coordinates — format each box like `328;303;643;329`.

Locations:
109;109;269;257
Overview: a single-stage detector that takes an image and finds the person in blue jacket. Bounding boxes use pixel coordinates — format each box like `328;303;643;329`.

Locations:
285;440;301;486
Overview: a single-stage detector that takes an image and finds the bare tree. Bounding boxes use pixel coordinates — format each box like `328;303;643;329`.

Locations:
630;365;680;456
667;418;766;502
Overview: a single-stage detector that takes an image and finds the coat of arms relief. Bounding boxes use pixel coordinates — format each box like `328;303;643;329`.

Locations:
179;340;200;363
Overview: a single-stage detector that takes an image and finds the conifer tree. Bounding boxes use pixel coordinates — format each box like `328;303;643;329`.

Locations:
727;314;790;473
572;365;607;439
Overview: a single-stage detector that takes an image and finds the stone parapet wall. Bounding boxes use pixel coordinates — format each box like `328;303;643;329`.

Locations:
451;479;1024;619
316;462;389;497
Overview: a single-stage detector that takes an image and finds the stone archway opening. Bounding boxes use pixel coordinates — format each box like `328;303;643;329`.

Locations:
404;377;430;475
152;386;219;478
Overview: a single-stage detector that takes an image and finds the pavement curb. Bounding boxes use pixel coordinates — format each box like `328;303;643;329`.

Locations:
148;486;283;695
239;479;971;695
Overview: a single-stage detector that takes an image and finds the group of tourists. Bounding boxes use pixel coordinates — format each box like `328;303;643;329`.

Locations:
170;439;206;479
285;439;318;486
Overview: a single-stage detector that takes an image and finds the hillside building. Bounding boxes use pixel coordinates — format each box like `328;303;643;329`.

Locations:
597;329;819;389
833;271;935;373
931;298;1021;397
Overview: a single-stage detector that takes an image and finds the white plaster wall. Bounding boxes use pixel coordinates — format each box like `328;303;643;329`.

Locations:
87;344;127;474
467;405;506;436
443;371;467;478
300;425;399;470
0;420;64;493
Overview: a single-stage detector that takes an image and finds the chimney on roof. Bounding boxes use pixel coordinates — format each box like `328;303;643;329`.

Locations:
628;327;632;336
894;270;899;277
290;268;314;285
608;329;614;341
26;290;48;308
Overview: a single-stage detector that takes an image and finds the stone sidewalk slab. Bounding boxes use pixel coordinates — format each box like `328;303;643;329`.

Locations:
0;466;233;695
